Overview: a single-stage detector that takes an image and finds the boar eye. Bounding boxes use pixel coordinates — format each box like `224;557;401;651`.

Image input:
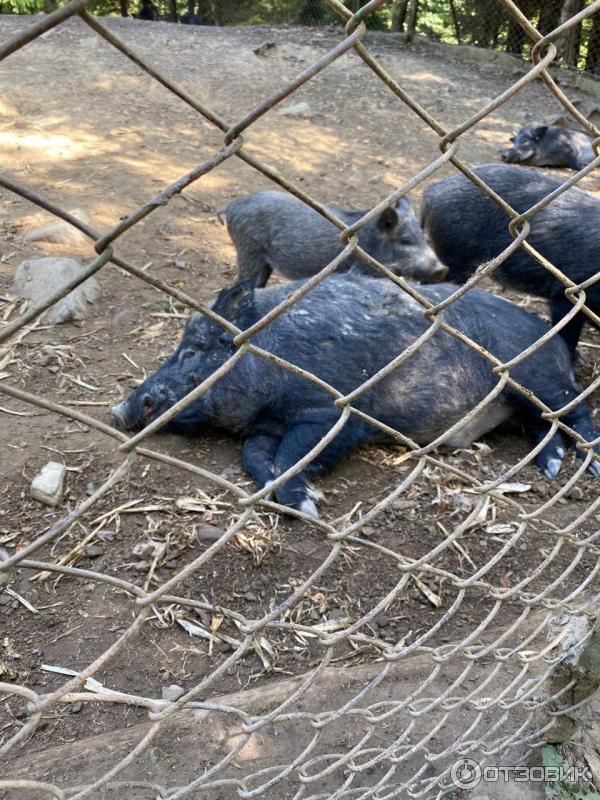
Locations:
143;395;153;414
179;349;195;362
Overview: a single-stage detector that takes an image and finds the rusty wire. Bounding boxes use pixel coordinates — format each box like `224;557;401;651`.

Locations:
1;0;600;798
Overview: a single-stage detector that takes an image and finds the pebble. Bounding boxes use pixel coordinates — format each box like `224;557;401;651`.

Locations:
162;684;185;702
277;101;314;119
70;702;83;714
196;525;223;543
84;545;103;559
133;542;159;557
147;746;161;764
31;462;67;507
111;309;141;329
244;591;258;602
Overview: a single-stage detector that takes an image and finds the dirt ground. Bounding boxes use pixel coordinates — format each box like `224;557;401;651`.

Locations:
1;14;600;797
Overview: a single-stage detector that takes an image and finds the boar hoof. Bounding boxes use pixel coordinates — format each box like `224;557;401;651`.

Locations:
299;497;320;519
543;458;562;480
587;459;600;478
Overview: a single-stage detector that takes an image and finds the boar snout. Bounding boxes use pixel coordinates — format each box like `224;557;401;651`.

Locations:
430;262;449;282
111;401;129;430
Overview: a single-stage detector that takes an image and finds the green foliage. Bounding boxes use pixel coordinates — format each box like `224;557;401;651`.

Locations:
0;0;48;13
541;745;600;800
0;0;598;77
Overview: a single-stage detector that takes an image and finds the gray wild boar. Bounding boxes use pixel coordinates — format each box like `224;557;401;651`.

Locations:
223;190;447;286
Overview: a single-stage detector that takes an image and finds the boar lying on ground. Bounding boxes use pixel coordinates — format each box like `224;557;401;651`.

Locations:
500;125;594;170
112;275;599;518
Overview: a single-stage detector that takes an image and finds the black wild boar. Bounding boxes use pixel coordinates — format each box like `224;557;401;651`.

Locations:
112;275;599;517
422;164;600;356
500;125;594;171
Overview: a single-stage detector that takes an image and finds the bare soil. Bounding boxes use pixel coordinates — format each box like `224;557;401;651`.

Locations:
0;14;599;796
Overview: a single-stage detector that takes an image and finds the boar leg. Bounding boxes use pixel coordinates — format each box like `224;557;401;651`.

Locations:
532;425;566;480
242;431;282;488
237;249;272;288
562;404;600;477
549;296;586;359
272;415;373;517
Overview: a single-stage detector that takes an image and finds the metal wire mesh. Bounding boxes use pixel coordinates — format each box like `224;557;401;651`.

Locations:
405;0;600;77
212;0;600;80
1;0;600;798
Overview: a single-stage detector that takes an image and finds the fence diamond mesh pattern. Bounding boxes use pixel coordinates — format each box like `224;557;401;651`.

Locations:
1;0;600;798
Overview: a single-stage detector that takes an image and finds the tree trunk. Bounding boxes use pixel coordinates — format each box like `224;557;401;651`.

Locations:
119;0;128;16
537;0;562;36
585;12;600;74
405;0;418;43
169;0;177;21
505;0;537;56
558;0;584;66
391;0;409;32
448;0;461;44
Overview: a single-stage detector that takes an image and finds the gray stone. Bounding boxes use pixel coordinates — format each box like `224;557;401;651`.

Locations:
30;461;66;507
162;684;185;702
277;101;315;119
9;256;101;325
196;525;223;543
24;208;90;247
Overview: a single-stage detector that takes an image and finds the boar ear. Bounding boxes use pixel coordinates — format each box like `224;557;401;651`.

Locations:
394;196;410;212
533;125;548;140
377;206;399;233
212;279;256;327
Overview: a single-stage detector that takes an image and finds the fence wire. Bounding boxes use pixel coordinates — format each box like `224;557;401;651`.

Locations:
198;1;600;81
1;0;600;798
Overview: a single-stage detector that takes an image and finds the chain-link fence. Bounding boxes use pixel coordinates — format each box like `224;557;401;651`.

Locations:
2;0;600;798
194;1;600;80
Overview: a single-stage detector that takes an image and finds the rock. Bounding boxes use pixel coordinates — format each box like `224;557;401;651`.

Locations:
70;701;83;714
24;208;90;247
110;308;141;329
9;257;100;325
0;548;10;588
84;545;103;559
244;591;258;602
162;684;185;702
277;101;315;119
30;461;66;507
254;41;277;57
132;541;160;558
196;525;223;543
